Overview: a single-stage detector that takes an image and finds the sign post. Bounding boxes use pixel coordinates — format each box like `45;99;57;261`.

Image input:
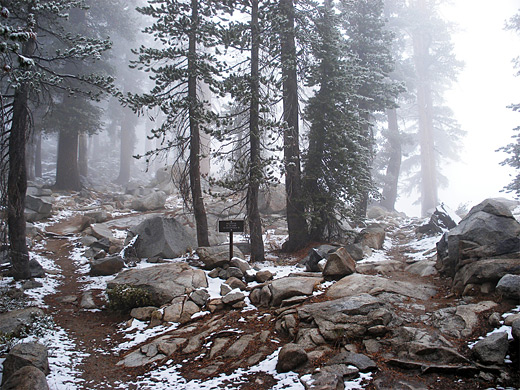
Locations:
218;220;245;260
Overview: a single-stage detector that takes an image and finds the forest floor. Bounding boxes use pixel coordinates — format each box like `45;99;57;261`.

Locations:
1;194;519;389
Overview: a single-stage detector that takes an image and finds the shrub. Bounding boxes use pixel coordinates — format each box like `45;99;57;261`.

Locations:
106;284;154;312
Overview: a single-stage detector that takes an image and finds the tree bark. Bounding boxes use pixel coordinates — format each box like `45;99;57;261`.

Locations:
380;108;402;211
247;0;265;261
280;0;308;252
7;36;36;280
55;129;81;191
34;130;42;178
116;108;136;184
188;0;210;247
412;6;437;216
78;132;88;178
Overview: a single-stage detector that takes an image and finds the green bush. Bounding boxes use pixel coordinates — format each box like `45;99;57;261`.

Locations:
106;284;154;312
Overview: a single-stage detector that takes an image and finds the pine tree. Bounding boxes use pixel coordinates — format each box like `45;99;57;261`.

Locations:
128;0;232;247
338;0;401;219
0;0;113;279
302;0;371;241
383;0;464;216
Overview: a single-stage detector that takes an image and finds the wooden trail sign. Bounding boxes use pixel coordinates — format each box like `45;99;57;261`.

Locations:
218;220;245;260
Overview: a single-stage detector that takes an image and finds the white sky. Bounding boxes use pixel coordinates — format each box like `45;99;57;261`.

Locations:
396;0;520;216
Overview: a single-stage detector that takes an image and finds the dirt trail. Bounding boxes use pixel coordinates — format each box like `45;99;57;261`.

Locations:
40;237;138;389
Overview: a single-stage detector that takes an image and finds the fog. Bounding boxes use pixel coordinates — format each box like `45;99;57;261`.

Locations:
397;0;520;216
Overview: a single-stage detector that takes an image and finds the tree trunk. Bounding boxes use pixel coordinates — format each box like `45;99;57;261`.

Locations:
116;108;136;184
247;0;265;262
34;130;42;178
55;129;81;191
412;7;437;216
280;0;308;252
25;131;35;181
7;36;36;280
380;108;402;211
188;0;209;247
78;132;88;178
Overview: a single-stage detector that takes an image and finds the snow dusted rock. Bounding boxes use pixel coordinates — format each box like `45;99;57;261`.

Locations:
89;255;125;276
107;262;208;307
512;318;520;343
322;247;356;280
230;257;251;274
162;296;200;324
190;288;210;307
2;343;49;386
128;216;197;259
25;195;52;215
80;291;97;309
327;273;437;301
496;274;520;300
131;191;167;211
436;198;520;292
196;246;244;270
221;290;245;305
301;244;339;272
130;306;158;321
255;269;274;283
276;343;308;373
268;276;322;307
0;308;45;337
416;203;459;236
472;332;509;365
1;365;49;390
297;294;390;342
327;351;377;372
355;225;386;250
430;301;498;338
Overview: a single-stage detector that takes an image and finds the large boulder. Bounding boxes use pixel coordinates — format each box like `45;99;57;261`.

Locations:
1;343;49;385
355;225;386;250
436;198;520;293
301;244;339;272
276;343;308;373
89;255;125;276
107;262;208;307
131;191;167;211
0;308;45;337
496;273;520;300
472;332;509;365
297;294;391;342
322;247;356;279
327;273;437;301
1;365;49;390
196;246;244;270
416;204;459;235
269;276;322;307
128;216;197;259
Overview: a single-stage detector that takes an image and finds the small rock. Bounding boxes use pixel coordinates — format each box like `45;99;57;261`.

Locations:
472;332;509;365
190;289;210;307
230;257;251;273
276;343;308;373
225;277;247;291
80;291;97;309
488;312;502;328
130;306;158;321
496;274;520;300
222;290;245;305
89;255;125;276
256;270;274;283
220;283;232;296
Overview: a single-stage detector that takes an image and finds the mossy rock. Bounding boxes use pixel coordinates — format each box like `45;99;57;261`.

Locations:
107;284;154;312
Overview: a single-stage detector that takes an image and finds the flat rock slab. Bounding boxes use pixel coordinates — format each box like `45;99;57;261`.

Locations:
269;276;322;306
107;262;208;306
327;273;437;301
298;294;390;341
0;307;44;336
